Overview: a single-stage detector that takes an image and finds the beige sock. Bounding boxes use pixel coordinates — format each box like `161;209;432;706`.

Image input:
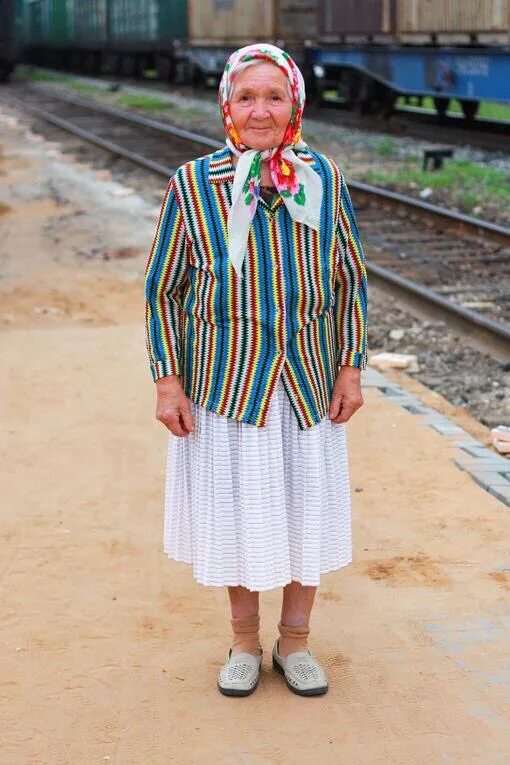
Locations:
230;613;262;656
277;620;310;656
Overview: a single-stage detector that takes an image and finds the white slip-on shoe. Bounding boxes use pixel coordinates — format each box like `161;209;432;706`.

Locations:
217;648;263;697
272;638;328;696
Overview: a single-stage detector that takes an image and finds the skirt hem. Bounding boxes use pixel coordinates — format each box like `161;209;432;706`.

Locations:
163;552;353;592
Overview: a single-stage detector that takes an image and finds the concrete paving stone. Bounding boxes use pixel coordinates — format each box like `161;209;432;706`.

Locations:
459;444;510;460
382;393;417;402
380;386;406;397
403;403;431;415
419;415;456;428
430;423;466;436
454;457;510;472
458;450;509;467
385;396;423;408
361;369;388;387
419;411;450;420
469;471;510;489
461;445;500;459
448;437;484;447
488;485;510;506
455;450;507;462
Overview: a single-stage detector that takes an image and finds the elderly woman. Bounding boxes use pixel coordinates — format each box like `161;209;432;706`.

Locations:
144;43;367;698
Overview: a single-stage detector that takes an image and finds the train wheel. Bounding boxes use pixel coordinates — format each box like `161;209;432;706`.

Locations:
459;99;479;122
376;84;397;118
134;56;145;79
0;63;12;83
191;67;206;90
433;97;450;123
353;75;374;115
156;56;174;82
120;56;136;78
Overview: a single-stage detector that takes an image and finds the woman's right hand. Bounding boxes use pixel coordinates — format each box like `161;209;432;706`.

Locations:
155;376;195;437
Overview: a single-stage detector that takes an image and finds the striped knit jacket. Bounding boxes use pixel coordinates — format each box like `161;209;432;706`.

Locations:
144;146;367;430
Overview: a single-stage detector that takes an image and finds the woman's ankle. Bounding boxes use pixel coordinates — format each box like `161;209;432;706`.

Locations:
230;613;262;656
277;620;310;657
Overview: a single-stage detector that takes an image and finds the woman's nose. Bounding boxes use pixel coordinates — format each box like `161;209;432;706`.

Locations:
251;99;270;119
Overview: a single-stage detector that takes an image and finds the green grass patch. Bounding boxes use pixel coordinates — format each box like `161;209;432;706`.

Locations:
66;81;101;94
397;95;510;121
18;66;70;83
476;101;510;120
116;94;171;111
177;107;205;119
362;159;510;211
375;137;397;157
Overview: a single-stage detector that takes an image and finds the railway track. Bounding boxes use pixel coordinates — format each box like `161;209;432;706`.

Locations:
316;98;510;155
2;82;509;362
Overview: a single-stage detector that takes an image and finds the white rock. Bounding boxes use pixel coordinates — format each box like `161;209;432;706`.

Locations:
389;328;405;341
419;187;433;199
492;439;510;454
491;425;510;443
369;352;419;372
111;186;135;197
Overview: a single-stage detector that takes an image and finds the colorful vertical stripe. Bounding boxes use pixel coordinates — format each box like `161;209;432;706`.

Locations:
144;147;368;430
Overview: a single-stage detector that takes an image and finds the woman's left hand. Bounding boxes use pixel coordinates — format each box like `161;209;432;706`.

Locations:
329;367;364;424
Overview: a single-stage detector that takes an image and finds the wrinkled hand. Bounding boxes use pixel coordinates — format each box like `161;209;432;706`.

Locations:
329;366;364;424
155;375;195;437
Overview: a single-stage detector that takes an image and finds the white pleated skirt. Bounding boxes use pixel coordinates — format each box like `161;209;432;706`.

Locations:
163;375;352;592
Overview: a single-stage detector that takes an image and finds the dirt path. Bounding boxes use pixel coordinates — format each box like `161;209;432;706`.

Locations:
2;103;510;764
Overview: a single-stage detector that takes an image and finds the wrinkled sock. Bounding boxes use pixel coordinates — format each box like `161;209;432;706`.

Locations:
230;613;262;656
277;620;310;657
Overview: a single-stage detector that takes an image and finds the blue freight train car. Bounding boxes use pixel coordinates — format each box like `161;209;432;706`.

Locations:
308;45;510;119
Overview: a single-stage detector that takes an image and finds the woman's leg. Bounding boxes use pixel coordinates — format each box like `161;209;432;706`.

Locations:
279;580;317;656
228;585;259;618
227;586;261;655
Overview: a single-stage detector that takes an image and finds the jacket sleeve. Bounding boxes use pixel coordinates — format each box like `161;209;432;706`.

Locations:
335;173;368;370
144;177;189;380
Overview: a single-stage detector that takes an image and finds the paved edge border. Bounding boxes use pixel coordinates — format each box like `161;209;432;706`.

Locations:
361;368;510;508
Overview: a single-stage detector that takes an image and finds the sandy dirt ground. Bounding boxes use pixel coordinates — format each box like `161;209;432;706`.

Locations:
1;103;510;765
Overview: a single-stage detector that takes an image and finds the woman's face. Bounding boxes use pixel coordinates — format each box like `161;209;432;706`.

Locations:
229;62;293;151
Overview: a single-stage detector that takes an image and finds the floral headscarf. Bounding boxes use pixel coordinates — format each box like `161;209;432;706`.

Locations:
218;43;323;278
